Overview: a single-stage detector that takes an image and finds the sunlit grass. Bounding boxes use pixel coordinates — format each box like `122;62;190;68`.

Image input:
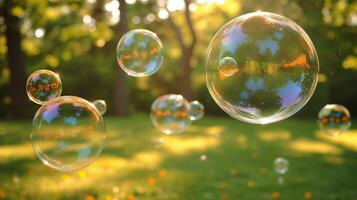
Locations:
0;115;356;200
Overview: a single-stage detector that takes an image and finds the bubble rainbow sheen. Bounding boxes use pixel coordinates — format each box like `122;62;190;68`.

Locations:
116;29;164;77
26;69;62;105
31;96;105;172
150;94;191;135
206;12;319;124
318;104;351;137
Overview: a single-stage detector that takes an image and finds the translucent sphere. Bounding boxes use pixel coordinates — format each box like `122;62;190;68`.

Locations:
189;100;204;121
26;69;62;105
206;12;319;124
318;104;351;137
31;96;105;172
116;29;164;77
150;94;191;135
92;99;107;115
219;57;239;76
274;157;289;174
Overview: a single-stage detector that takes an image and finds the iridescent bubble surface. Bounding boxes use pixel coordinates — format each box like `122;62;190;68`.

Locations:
150;94;191;135
274;157;289;174
219;57;239;76
92;99;107;115
318;104;351;137
116;29;164;77
31;96;105;172
206;12;319;124
26;69;62;105
189;100;204;121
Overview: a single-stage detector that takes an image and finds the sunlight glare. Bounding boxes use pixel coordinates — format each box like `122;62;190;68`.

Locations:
158;9;169;19
34;28;45;38
125;0;136;4
167;0;185;12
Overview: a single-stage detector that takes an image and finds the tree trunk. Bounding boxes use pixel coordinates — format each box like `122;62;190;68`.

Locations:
182;51;193;100
167;0;197;101
113;0;129;116
3;0;30;118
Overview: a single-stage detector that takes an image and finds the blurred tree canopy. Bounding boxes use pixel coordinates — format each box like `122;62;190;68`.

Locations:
0;0;356;119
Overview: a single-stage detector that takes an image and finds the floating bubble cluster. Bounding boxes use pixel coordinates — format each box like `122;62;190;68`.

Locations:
274;157;289;175
92;99;107;115
189;100;205;121
26;69;62;105
206;12;319;124
31;96;105;172
116;29;164;77
150;94;191;135
318;104;351;137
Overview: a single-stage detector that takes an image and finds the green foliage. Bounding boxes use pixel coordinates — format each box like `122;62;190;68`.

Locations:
0;0;356;117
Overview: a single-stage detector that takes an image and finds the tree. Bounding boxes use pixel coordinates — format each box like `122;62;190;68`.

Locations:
113;0;129;116
3;0;30;118
167;0;197;100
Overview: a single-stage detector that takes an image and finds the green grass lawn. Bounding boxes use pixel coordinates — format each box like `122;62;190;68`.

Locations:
1;114;357;200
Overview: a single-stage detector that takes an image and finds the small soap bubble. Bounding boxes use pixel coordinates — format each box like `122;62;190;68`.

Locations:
206;12;319;124
31;96;105;172
116;29;164;77
189;100;204;121
113;186;120;193
318;104;351;137
200;154;208;161
219;57;239;76
274;157;289;174
92;99;107;115
26;69;62;105
150;94;191;135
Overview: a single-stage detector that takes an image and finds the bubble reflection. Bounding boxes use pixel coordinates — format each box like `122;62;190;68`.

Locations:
206;12;319;124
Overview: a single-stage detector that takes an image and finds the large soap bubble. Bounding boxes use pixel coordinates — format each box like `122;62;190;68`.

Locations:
26;69;62;105
116;29;164;77
150;94;191;135
206;12;319;124
318;104;351;137
31;96;105;172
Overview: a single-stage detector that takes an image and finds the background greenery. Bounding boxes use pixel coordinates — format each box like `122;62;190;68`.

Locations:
0;0;356;118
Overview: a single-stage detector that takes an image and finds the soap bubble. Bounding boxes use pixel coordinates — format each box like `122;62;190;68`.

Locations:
189;100;204;121
26;69;62;105
92;99;107;115
200;154;208;161
206;12;319;124
150;94;191;135
219;57;239;76
116;29;164;77
31;96;105;172
274;157;289;174
318;104;351;137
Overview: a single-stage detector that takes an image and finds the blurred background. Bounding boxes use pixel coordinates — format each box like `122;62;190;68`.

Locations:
1;0;357;200
0;0;356;119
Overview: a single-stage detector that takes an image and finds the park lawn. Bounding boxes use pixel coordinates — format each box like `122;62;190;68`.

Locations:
0;114;357;200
